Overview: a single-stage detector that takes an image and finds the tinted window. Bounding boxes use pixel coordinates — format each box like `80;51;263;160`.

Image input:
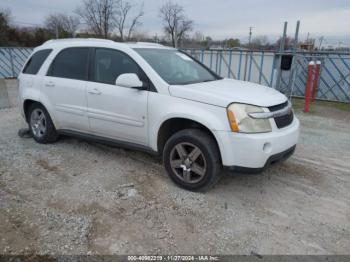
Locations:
94;48;144;85
49;48;89;80
23;49;52;75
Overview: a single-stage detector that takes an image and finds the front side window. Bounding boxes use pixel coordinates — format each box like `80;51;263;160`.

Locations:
93;48;144;85
134;48;220;85
23;49;52;75
48;47;89;80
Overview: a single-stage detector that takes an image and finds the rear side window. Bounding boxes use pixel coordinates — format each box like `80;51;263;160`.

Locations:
48;47;89;81
23;49;52;75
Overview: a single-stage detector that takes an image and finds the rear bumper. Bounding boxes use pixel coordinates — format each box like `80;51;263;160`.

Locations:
213;117;300;168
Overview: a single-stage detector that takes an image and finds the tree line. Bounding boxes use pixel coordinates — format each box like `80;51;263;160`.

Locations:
0;0;195;47
0;0;282;50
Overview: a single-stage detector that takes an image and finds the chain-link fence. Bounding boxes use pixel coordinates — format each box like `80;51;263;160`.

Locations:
1;47;349;103
183;49;350;103
0;47;33;78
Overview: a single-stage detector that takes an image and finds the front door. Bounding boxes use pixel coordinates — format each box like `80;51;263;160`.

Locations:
86;48;149;145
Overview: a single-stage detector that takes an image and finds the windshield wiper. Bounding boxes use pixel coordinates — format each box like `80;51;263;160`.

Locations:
202;79;216;83
173;79;217;85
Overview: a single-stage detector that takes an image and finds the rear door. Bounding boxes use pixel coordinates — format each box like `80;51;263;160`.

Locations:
19;49;52;103
45;47;90;131
86;48;149;145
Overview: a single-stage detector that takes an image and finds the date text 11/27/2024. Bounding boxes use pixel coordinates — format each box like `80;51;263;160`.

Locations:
127;255;220;261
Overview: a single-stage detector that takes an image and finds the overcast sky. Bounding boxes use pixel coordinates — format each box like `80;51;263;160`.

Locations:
2;0;350;47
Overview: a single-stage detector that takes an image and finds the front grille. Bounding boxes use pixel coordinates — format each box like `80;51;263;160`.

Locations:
268;101;288;112
268;101;294;129
274;112;294;128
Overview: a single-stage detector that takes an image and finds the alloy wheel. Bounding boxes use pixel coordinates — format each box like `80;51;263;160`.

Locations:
169;142;207;184
30;108;47;138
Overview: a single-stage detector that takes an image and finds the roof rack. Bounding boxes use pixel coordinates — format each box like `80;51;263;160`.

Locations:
43;38;115;45
127;42;163;46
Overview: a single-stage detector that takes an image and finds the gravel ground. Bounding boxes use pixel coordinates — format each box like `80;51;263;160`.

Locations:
0;80;349;255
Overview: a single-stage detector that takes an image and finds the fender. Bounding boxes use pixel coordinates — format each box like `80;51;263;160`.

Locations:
38;91;60;129
148;93;230;155
21;85;59;128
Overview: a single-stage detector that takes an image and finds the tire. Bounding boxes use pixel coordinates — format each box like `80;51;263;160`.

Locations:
28;103;58;144
163;129;222;191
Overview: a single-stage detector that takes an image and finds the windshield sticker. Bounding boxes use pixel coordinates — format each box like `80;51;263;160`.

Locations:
175;52;193;61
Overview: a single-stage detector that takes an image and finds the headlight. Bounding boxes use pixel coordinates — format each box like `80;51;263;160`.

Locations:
227;103;272;133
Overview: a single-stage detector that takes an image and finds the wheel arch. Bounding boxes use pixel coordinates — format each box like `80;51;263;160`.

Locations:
156;117;223;163
23;99;57;128
23;99;40;122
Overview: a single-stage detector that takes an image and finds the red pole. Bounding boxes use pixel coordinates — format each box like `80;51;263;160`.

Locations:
311;61;321;101
304;61;315;113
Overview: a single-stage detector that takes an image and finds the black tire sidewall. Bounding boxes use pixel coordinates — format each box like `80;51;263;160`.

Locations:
28;103;58;144
163;129;221;191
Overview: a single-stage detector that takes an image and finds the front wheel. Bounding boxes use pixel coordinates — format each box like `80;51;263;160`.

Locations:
163;129;222;191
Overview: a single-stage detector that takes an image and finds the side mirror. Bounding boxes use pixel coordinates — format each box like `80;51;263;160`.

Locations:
115;73;146;90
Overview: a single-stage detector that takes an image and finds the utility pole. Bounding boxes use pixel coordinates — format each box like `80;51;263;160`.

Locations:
318;36;324;50
337;41;343;49
275;21;288;89
287;20;300;97
248;26;252;47
174;17;178;48
243;27;253;81
154;33;159;43
55;25;59;39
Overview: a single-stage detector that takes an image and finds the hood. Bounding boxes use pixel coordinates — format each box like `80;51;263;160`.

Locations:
169;78;287;107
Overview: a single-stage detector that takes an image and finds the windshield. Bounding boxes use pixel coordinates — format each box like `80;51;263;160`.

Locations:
134;48;220;85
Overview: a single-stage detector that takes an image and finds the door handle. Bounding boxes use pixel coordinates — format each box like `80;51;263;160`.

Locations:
88;88;102;95
45;81;55;87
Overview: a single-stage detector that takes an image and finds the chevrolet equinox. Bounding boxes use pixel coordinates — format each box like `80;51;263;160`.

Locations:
19;39;300;191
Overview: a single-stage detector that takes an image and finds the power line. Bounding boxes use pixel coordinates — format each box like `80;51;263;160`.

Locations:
12;20;42;27
8;1;74;13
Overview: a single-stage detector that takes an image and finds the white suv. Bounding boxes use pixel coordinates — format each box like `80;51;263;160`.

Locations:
18;39;299;191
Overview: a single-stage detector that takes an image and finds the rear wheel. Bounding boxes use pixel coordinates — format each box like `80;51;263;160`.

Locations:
163;129;222;191
28;103;58;144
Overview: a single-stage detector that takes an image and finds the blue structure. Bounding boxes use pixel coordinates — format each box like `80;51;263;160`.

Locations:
1;47;349;103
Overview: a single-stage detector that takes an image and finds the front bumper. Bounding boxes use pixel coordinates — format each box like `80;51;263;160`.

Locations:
226;145;296;173
213;117;300;169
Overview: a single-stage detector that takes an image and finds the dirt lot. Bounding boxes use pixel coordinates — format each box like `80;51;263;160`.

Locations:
0;80;349;255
